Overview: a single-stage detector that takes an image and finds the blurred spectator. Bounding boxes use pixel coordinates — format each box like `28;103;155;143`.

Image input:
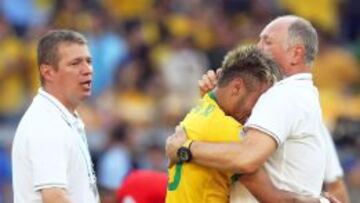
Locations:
340;0;360;42
98;58;157;127
51;0;91;31
0;18;28;123
102;0;154;20
313;34;360;128
206;12;238;69
0;146;11;203
142;144;166;171
161;31;208;114
98;123;134;193
87;10;128;98
0;0;49;36
136;130;168;172
278;0;339;34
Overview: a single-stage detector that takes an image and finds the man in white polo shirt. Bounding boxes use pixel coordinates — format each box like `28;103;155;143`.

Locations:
12;30;98;203
165;16;345;202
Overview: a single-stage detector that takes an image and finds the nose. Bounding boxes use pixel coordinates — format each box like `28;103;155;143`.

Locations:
81;61;93;75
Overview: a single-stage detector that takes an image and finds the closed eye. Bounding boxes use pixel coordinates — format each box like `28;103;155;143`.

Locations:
86;57;92;65
68;57;91;66
71;61;81;66
264;37;272;45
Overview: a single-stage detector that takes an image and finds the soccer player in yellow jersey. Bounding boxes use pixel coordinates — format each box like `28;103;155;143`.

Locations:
166;45;280;203
167;92;243;203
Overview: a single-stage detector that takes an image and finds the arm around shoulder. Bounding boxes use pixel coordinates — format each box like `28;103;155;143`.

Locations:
191;128;277;174
324;178;350;203
240;168;320;203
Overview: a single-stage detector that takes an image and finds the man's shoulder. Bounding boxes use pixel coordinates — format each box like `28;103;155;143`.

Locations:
16;96;65;137
23;97;58;122
269;74;315;94
266;81;292;95
261;78;310;102
256;84;287;107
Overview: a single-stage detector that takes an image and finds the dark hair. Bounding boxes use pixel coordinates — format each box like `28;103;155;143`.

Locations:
37;29;87;84
110;123;129;143
218;45;281;90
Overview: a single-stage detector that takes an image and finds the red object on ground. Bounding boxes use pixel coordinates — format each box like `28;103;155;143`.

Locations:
116;170;168;203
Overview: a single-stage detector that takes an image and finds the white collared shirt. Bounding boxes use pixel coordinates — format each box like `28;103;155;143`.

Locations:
12;89;98;203
244;73;327;196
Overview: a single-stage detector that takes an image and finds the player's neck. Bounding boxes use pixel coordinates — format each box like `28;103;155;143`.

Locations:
213;88;232;116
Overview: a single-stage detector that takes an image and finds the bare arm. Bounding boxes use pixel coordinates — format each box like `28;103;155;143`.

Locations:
40;188;72;203
189;128;277;173
324;178;349;203
240;168;320;203
322;125;350;203
166;127;276;173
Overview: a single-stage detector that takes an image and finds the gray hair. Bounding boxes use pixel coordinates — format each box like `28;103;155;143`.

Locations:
37;29;87;84
286;16;318;66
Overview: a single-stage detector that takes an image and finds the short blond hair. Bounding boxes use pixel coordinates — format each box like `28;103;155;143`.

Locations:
218;45;281;89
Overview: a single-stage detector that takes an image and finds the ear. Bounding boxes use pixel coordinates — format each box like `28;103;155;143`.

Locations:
291;45;306;65
231;78;245;95
40;64;55;83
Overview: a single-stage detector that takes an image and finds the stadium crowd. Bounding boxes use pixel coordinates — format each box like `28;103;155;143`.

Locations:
0;0;359;202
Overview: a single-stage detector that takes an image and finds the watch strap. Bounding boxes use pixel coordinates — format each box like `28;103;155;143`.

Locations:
182;139;193;149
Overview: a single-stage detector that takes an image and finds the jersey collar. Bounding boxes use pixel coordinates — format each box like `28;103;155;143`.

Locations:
276;73;313;86
208;91;218;103
38;88;80;126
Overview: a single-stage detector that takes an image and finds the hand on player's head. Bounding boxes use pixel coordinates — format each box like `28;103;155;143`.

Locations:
198;69;220;97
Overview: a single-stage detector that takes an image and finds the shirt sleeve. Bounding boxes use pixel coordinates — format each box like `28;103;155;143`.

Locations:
244;87;295;145
28;122;70;191
323;125;344;183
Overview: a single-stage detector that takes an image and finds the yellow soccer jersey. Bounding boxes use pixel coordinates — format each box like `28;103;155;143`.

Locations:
166;92;242;203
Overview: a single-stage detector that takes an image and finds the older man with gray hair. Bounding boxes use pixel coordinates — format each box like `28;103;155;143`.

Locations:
166;15;347;202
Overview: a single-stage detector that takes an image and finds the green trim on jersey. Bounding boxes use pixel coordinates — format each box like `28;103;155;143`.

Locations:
208;91;217;103
168;162;183;191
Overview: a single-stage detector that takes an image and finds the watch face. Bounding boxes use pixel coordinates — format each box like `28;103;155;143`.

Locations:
179;148;189;160
178;147;191;162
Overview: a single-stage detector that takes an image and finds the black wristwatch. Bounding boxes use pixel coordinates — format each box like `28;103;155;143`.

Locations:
177;140;193;163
